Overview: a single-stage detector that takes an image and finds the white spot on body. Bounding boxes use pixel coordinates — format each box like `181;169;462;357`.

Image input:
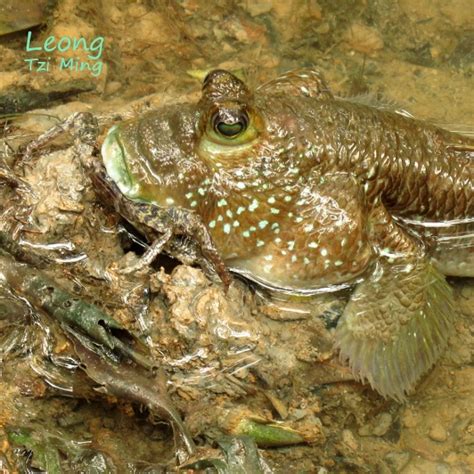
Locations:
257;239;265;247
267;196;276;204
209;220;216;228
223;224;231;234
166;197;175;205
217;198;227;207
248;199;259;212
237;206;246;215
308;242;318;248
259;220;269;229
320;248;328;256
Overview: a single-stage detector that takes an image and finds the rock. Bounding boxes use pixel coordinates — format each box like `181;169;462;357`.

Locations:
343;23;384;55
398;0;437;22
385;452;411;472
439;0;474;29
104;81;122;96
400;458;452;474
401;408;420;428
359;412;393;437
466;453;474;470
373;413;393;436
128;11;174;44
428;422;448;442
240;0;273;17
341;429;359;451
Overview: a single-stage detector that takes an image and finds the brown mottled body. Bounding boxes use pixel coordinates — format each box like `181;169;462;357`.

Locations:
101;68;473;400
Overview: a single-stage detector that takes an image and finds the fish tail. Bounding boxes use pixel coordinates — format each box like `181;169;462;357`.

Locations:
334;258;456;402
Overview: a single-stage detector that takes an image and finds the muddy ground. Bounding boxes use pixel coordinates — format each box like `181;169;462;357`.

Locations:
0;0;473;472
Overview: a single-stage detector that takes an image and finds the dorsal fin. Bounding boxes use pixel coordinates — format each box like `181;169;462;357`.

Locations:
257;68;334;100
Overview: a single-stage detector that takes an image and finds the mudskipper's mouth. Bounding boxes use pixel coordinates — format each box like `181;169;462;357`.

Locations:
101;125;139;198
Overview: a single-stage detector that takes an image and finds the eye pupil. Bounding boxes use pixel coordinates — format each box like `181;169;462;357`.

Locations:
212;110;249;138
216;121;244;137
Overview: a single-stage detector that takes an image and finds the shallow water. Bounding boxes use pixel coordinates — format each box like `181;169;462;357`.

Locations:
0;0;473;472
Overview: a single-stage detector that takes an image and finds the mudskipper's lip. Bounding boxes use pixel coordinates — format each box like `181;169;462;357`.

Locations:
101;125;139;198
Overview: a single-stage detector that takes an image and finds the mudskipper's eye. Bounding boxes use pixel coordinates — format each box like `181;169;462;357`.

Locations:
201;104;261;149
212;111;249;138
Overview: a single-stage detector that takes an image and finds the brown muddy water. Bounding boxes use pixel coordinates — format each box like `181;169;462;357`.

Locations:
0;0;473;472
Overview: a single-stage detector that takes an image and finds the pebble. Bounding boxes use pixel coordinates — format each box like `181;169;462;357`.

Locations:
385;452;411;472
429;422;448;442
400;458;452;474
466;452;474;469
402;408;420;428
343;22;384;55
359;412;393;437
240;0;273;17
341;429;359;450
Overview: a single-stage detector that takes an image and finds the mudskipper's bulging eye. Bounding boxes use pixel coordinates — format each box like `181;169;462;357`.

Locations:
212;111;249;138
201;103;261;150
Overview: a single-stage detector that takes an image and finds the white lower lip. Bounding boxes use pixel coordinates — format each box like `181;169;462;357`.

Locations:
101;126;139;198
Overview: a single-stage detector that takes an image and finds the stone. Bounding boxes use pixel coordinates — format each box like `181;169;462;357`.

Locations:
341;429;359;450
428;422;448;442
343;23;384;55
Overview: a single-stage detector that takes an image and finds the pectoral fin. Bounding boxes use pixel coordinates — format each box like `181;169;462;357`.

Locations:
335;204;457;401
335;252;455;402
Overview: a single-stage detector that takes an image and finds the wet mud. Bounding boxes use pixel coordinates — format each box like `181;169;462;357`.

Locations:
0;0;473;472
